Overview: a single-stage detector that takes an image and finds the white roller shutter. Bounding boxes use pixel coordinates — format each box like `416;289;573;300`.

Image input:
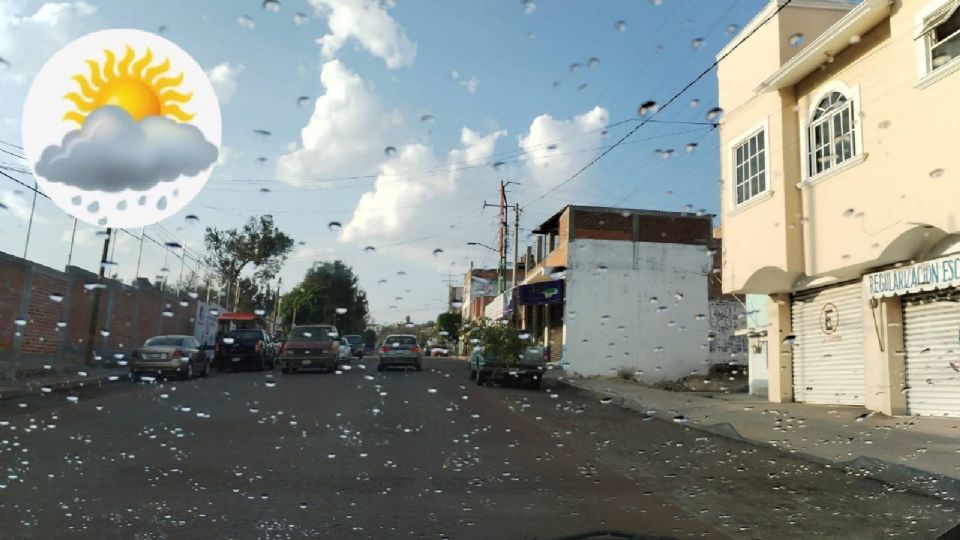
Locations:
903;291;960;417
791;282;865;405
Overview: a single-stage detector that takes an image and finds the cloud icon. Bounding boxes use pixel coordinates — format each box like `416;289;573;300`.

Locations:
34;105;218;193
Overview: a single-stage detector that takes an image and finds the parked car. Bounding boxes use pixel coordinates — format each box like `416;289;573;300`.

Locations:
377;334;422;371
428;343;450;357
131;335;211;380
468;336;546;388
342;334;364;358
214;328;276;371
280;324;341;374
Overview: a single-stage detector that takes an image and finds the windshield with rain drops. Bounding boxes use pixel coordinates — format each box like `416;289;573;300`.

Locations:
0;0;959;539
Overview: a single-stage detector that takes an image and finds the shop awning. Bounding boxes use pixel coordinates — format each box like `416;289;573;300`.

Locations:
518;279;564;306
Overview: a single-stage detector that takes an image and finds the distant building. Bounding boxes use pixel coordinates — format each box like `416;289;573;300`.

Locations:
519;205;714;380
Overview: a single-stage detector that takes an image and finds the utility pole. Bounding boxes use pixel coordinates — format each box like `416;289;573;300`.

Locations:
134;227;145;282
22;179;38;259
84;227;112;367
483;181;520;295
66;218;78;269
512;205;521;290
273;276;283;331
176;241;187;296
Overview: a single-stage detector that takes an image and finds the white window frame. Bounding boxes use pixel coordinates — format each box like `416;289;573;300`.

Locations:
916;0;960;88
727;119;771;210
798;81;864;186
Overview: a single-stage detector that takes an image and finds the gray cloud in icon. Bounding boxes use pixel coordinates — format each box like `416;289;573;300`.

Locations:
35;105;218;193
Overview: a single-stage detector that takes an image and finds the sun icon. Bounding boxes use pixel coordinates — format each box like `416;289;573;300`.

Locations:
21;29;221;229
63;46;194;125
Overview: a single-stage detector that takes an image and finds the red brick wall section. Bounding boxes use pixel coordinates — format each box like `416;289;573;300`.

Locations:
20;272;70;356
0;256;28;352
571;209;713;247
0;251;203;362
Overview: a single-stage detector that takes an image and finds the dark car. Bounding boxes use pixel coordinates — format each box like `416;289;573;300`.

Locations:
280;324;341;373
214;328;276;371
342;334;364;358
131;335;211;380
378;334;422;371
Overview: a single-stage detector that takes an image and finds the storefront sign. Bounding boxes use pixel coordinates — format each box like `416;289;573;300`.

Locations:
518;279;565;306
864;253;960;298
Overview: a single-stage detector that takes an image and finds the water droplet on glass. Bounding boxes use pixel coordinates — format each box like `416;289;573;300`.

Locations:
384;146;397;156
789;33;805;47
706;107;724;121
638;100;658;116
726;23;739;34
116;200;127;210
335;307;348;315
614;20;626;32
691;38;705;49
138;195;147;206
328;221;342;232
364;246;376;253
599;397;613;404
930;168;945;178
223;337;235;345
254;308;266;316
185;214;200;224
71;195;82;206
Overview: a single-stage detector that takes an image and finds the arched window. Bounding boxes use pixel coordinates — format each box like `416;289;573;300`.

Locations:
806;91;857;176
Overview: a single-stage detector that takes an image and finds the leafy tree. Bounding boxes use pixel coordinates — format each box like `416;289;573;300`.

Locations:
204;215;294;311
361;328;377;348
435;312;462;343
280;261;369;334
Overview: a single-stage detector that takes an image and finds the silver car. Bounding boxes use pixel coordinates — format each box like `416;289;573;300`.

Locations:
377;334;422;371
131;335;211;380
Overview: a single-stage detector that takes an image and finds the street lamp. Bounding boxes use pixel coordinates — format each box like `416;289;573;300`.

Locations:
466;241;498;252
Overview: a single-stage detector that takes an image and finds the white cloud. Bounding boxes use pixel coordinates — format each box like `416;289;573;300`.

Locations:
206;62;244;105
341;127;505;244
310;0;416;69
459;75;479;94
0;1;99;82
0;189;33;220
518;106;609;188
276;60;405;182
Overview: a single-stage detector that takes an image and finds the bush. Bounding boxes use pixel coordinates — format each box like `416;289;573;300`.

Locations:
462;318;523;362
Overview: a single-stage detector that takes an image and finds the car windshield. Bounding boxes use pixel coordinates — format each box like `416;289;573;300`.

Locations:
288;326;335;340
143;336;186;347
227;329;263;340
4;2;959;538
384;336;417;346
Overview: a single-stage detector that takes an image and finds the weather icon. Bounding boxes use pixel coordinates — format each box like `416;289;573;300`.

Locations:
21;29;221;228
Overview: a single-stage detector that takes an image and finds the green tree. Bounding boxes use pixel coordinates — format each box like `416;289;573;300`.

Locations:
435;312;462;343
361;328;377;348
204;215;294;311
280;261;369;333
462;317;522;361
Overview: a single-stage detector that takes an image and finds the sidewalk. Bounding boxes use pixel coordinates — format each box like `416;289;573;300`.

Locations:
557;375;960;501
0;366;130;400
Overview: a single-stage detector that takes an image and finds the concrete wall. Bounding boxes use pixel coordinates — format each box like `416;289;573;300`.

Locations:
563;239;710;380
0;250;207;378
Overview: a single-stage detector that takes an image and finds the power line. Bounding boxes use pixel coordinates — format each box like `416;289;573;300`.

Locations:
520;0;795;209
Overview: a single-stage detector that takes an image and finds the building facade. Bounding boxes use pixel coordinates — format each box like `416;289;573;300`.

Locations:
520;206;714;380
719;0;960;416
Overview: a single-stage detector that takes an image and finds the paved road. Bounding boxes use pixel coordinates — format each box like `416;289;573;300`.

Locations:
0;357;957;539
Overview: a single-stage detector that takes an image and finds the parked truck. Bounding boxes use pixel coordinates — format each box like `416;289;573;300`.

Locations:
214;327;277;372
465;324;547;388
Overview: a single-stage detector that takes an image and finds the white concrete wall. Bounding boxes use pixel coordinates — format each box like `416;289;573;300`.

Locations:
563;239;711;380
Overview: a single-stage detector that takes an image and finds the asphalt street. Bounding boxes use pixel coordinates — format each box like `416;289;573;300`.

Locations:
0;357;957;539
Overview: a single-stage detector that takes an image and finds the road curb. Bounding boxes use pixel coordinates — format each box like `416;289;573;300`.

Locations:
0;372;130;401
556;378;960;503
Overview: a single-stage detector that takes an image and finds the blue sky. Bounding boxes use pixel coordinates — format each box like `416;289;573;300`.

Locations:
0;0;768;323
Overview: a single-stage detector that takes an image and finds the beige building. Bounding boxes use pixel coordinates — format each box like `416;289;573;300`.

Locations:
719;0;960;417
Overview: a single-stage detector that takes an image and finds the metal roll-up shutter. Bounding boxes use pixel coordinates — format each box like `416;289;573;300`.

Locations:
903;291;960;417
791;281;865;405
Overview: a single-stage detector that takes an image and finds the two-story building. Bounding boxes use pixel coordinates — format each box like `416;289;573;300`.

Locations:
719;0;960;417
520;205;715;380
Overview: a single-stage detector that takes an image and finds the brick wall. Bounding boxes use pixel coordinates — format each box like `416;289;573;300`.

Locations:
0;251;201;367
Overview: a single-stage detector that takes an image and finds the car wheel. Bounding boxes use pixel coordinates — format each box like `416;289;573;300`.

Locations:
475;370;486;385
529;376;542;389
130;371;139;382
468;367;476;380
281;366;290;374
415;363;422;372
183;363;193;380
202;361;210;378
257;354;267;371
377;363;385;372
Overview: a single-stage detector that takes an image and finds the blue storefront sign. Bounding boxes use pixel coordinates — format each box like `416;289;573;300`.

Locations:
518;280;565;306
